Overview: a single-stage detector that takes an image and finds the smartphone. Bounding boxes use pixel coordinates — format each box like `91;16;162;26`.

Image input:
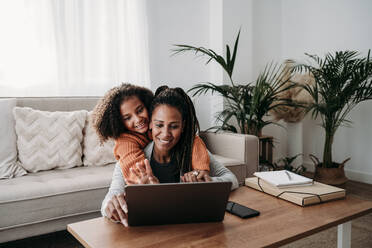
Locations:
226;201;260;219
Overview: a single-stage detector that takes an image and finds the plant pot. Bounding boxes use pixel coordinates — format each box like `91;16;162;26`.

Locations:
314;165;348;185
309;155;349;185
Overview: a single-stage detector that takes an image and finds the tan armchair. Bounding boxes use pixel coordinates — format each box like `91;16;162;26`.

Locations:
199;131;259;185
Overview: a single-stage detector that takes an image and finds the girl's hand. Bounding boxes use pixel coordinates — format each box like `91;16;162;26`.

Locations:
196;170;212;182
105;193;128;227
126;159;159;185
181;170;211;182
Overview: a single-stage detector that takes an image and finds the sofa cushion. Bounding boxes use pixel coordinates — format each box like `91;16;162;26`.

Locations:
13;107;87;172
82;112;116;166
0;99;27;179
0;164;114;230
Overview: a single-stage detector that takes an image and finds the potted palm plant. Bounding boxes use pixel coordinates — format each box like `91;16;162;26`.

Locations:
172;31;295;136
294;50;372;185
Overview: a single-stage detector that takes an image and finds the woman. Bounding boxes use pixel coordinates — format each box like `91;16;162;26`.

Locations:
101;86;239;227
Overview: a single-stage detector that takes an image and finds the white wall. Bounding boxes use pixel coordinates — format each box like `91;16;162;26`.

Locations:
146;0;253;130
146;0;211;129
146;0;372;183
223;0;253;83
280;0;372;183
251;0;288;163
252;0;282;79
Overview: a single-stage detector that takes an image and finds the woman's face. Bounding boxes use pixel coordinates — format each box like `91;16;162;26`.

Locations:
150;104;183;155
120;96;149;134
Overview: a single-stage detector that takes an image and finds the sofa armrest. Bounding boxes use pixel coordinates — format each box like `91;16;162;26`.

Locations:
199;131;259;177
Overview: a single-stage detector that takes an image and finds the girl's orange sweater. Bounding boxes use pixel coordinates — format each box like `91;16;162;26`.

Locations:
114;132;210;180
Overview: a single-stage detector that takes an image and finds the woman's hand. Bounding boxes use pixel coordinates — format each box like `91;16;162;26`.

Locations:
181;170;211;182
104;193;128;227
126;159;159;185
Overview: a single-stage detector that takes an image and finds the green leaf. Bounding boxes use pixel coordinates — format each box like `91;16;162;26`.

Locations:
226;45;231;71
171;29;241;85
230;29;241;77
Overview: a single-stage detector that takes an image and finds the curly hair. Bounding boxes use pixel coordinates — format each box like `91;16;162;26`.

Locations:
91;83;154;144
151;86;200;174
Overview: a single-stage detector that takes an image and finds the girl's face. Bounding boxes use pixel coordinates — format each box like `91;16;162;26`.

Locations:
120;96;149;134
150;105;184;155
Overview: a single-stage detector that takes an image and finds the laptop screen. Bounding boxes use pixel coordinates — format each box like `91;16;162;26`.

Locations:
125;181;232;226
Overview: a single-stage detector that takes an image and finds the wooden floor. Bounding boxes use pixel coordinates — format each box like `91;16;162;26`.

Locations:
1;180;372;248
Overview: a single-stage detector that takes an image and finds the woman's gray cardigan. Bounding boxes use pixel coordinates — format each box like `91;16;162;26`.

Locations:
101;142;239;217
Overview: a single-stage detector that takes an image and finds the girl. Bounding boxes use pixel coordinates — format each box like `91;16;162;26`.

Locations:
91;83;210;182
101;86;238;226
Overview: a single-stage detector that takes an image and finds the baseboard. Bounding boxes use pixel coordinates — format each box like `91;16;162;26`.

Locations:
344;169;372;185
303;160;372;185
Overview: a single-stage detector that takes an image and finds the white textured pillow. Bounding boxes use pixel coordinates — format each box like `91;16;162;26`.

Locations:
0;99;27;179
82;112;116;166
13;107;87;172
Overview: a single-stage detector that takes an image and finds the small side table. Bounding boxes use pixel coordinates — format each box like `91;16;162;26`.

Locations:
259;135;273;170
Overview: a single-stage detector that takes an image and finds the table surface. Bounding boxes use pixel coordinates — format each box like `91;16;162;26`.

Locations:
68;187;372;248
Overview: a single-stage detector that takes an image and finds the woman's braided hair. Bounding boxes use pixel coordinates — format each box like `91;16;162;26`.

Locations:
91;83;154;144
150;86;200;174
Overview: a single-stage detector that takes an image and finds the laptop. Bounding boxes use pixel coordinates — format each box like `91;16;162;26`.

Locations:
125;181;232;226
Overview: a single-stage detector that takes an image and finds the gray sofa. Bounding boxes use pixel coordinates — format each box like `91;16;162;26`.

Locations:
0;97;259;244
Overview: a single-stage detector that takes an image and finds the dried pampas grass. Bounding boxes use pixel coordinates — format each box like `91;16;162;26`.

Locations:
270;60;314;123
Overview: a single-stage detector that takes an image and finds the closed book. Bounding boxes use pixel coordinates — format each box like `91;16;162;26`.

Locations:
245;177;346;206
253;170;313;188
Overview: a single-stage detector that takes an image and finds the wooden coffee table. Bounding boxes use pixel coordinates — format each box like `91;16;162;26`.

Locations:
68;187;372;248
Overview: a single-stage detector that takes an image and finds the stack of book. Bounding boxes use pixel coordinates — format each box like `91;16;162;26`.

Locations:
245;170;346;206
